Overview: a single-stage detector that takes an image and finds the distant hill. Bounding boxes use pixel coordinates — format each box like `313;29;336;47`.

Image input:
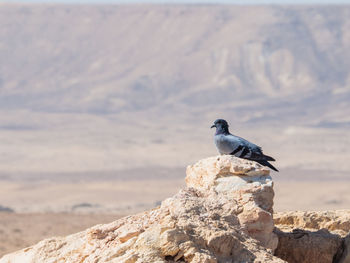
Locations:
0;4;349;175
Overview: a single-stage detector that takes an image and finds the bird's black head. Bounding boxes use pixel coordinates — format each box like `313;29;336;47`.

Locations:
211;119;229;134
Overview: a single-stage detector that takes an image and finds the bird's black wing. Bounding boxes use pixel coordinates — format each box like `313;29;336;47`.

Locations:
226;135;261;159
227;135;278;171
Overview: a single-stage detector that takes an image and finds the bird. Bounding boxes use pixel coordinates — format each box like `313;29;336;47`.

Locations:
211;119;278;172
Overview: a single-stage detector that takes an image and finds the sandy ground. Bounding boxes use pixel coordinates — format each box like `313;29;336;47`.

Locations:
0;213;123;258
274;180;350;211
0;179;185;214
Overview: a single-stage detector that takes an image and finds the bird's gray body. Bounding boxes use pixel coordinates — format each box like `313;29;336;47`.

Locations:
211;119;278;171
214;134;261;156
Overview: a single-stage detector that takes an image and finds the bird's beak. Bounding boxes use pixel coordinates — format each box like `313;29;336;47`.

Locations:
210;124;215;129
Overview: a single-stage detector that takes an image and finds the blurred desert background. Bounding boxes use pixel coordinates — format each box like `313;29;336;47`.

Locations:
0;2;350;257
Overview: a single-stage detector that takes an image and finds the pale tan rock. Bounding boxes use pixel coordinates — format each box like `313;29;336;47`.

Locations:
0;156;284;263
274;210;350;263
274;210;350;237
186;155;277;250
185;155;270;192
274;228;343;263
339;233;350;263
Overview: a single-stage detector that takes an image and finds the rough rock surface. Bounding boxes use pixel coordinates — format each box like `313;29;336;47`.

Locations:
274;210;350;263
0;155;284;263
185;156;277;250
340;234;350;263
274;210;350;237
274;228;343;263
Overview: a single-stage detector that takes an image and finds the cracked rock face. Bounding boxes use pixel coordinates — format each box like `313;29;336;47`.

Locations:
0;156;283;263
274;228;343;263
274;210;350;237
185;156;277;250
274;210;350;263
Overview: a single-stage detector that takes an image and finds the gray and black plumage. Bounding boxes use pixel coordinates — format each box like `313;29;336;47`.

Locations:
211;119;278;172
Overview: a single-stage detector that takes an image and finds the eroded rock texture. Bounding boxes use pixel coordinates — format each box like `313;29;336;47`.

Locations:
274;210;350;237
0;156;283;263
274;210;350;263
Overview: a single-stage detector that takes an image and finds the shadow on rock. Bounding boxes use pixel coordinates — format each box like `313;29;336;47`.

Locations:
274;227;350;263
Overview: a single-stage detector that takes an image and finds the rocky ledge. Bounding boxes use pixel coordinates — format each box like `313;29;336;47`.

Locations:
0;155;349;263
274;210;350;263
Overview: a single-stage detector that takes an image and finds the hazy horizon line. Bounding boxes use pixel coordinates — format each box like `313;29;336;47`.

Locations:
3;0;350;5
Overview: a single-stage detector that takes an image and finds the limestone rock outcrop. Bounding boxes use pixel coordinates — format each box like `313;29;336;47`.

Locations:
274;228;343;263
0;156;284;263
274;210;350;263
185;156;277;250
274;210;350;237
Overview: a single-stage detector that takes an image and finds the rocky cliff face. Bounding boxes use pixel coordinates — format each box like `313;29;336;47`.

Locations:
1;156;350;263
274;211;350;263
0;156;284;263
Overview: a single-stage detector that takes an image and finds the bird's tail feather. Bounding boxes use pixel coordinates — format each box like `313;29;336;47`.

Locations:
257;160;279;172
262;154;275;161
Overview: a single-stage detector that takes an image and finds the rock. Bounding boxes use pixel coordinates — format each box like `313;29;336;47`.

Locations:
186;156;277;250
274;228;343;263
0;156;284;263
274;210;350;237
274;210;350;263
338;232;350;263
